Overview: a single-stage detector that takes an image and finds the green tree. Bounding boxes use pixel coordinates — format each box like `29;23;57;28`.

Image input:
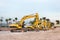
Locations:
29;18;36;25
9;18;11;21
56;20;60;24
0;19;3;27
42;17;46;20
15;17;18;22
9;18;12;24
29;21;34;24
5;19;9;27
15;17;18;20
13;19;15;23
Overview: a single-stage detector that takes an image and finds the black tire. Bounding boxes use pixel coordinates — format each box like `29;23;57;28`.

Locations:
10;30;14;32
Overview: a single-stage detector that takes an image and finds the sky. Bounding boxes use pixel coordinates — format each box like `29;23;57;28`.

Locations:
0;0;60;22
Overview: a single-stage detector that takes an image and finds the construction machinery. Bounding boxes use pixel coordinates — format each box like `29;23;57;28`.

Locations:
9;13;54;32
9;13;41;32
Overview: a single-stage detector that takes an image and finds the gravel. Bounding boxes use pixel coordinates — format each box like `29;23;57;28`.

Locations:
0;28;60;40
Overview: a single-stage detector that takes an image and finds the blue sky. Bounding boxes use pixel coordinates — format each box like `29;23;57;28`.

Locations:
0;0;60;21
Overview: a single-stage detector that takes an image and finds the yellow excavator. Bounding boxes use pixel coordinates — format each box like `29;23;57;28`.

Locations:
9;13;41;32
9;13;54;32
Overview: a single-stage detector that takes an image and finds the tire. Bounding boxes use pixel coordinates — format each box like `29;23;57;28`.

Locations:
10;30;14;32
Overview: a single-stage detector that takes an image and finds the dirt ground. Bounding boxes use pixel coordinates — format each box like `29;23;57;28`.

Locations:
0;27;60;40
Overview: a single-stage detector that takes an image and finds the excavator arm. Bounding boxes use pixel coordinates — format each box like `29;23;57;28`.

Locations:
20;13;39;25
9;13;40;29
19;13;39;28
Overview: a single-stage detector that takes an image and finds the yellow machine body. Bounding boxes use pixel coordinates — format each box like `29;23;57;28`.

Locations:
9;13;40;29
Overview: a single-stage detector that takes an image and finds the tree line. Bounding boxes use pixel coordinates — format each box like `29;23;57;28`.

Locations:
0;17;18;27
0;17;60;27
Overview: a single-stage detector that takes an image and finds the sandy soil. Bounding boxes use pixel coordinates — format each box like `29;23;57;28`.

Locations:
0;28;60;40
